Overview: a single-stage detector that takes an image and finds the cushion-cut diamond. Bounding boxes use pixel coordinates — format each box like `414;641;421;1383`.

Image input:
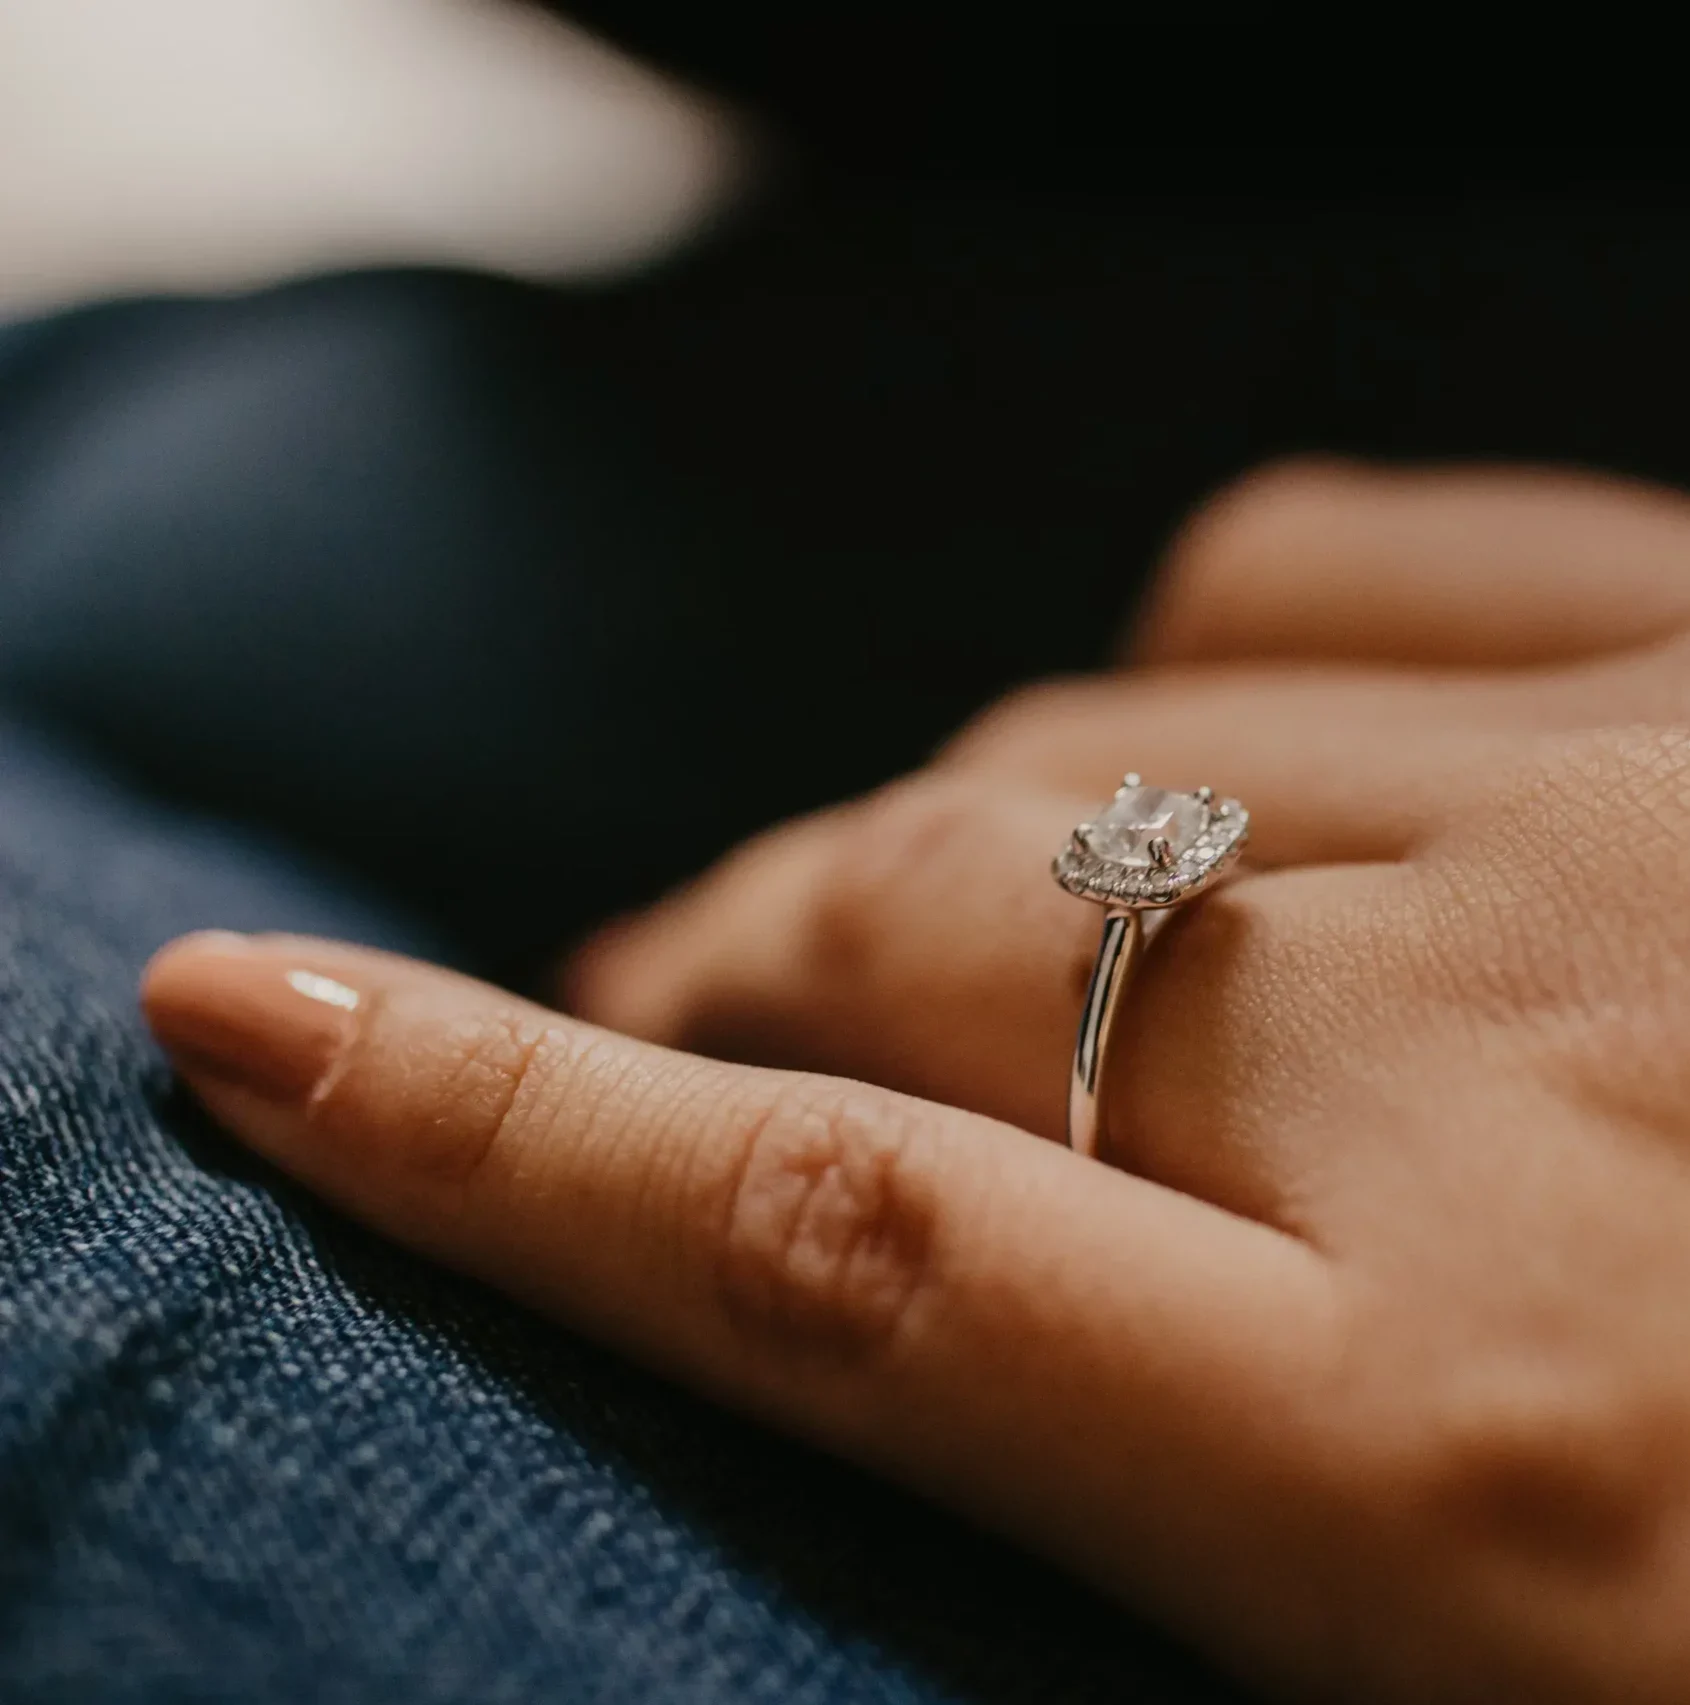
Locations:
1080;786;1207;866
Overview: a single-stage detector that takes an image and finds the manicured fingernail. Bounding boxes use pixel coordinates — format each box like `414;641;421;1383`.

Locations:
142;935;361;1103
187;929;257;951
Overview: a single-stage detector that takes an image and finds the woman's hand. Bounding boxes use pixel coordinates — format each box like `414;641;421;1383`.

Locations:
145;462;1690;1703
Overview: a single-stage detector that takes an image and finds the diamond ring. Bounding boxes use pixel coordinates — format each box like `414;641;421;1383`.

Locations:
1052;776;1250;1158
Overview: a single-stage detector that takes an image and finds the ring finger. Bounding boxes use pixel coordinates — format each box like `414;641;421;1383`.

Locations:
939;663;1553;868
569;766;1414;1230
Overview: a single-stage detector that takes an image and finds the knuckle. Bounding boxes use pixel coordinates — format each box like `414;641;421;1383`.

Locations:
313;1002;553;1189
423;1015;553;1188
938;676;1094;771
1149;457;1363;655
807;779;988;975
1395;1369;1679;1572
1169;456;1361;578
713;1077;939;1363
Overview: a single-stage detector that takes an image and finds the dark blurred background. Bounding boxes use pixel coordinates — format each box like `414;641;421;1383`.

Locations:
4;6;1690;976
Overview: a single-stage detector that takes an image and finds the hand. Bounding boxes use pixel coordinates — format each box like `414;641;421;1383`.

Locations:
146;462;1690;1703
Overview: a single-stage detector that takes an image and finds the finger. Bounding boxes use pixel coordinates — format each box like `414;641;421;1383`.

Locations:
569;773;1402;1232
140;931;1336;1662
941;664;1541;869
1138;459;1690;670
569;778;1095;1141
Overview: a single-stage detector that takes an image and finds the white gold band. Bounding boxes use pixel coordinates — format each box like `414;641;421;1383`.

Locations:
1055;777;1249;1158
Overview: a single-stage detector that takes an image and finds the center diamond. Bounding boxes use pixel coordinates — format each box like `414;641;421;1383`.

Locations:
1081;785;1208;866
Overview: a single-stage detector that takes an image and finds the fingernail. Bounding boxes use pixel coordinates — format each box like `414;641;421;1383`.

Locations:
142;935;361;1104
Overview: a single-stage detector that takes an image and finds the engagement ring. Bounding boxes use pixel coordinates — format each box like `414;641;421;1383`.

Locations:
1053;777;1249;1158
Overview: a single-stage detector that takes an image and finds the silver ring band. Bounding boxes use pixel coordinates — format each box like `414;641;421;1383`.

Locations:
1068;908;1142;1159
1053;777;1250;1159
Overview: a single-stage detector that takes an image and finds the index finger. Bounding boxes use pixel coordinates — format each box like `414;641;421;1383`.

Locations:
142;931;1336;1646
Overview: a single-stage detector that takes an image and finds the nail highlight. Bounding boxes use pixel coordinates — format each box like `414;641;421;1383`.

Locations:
285;970;361;1012
142;939;361;1104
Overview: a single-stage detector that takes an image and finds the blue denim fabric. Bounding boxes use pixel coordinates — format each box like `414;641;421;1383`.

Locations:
0;714;1234;1702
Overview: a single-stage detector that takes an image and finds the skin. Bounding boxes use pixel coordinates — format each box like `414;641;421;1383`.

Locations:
144;461;1690;1702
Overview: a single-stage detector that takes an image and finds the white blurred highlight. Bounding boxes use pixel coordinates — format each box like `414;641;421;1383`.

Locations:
0;0;750;314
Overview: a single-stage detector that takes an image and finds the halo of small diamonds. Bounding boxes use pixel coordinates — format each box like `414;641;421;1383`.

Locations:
1052;778;1249;909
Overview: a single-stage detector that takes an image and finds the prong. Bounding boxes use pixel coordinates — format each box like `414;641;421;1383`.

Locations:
1194;785;1214;807
1120;771;1142;791
1071;826;1093;853
1148;836;1173;869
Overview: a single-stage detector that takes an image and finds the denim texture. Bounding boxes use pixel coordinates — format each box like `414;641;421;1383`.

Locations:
0;714;1233;1701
